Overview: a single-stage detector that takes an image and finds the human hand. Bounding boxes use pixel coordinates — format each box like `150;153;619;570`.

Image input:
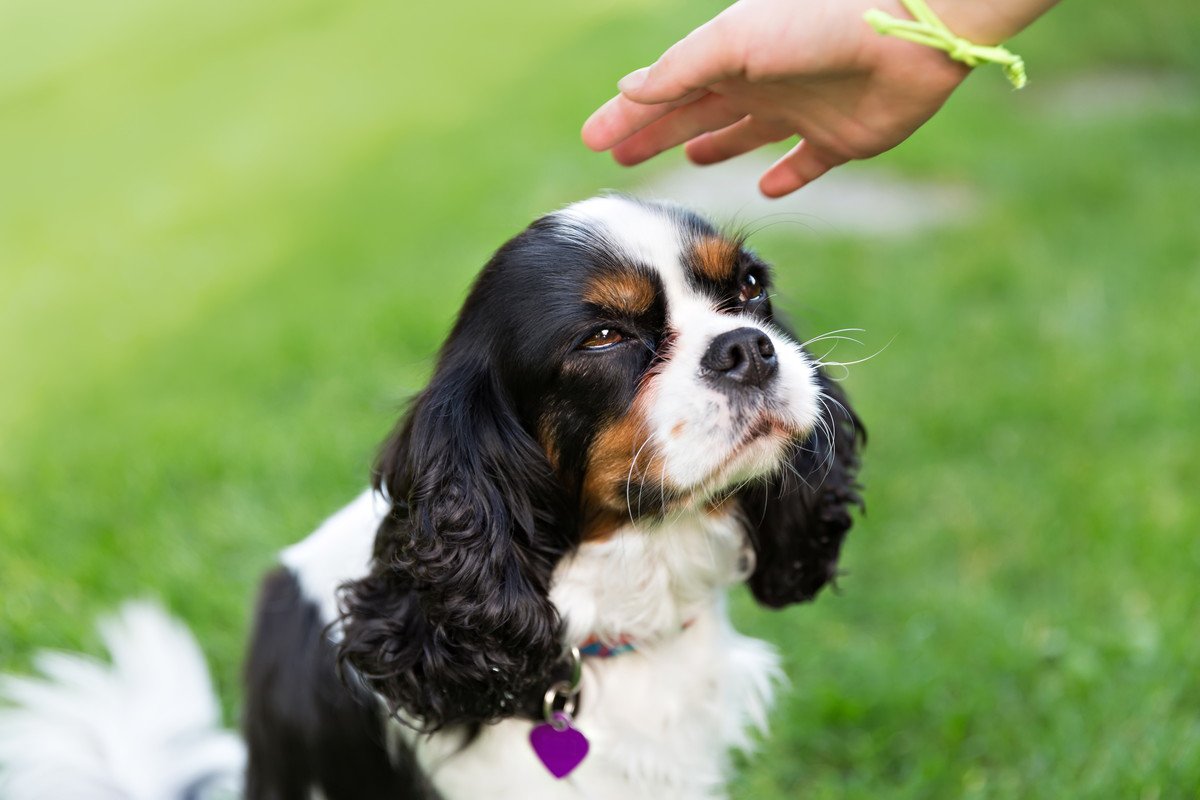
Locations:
582;0;1043;197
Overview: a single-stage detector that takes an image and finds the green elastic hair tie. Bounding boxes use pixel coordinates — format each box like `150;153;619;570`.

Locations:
864;0;1027;89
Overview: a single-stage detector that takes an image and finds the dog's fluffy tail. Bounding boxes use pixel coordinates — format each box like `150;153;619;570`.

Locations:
0;603;244;800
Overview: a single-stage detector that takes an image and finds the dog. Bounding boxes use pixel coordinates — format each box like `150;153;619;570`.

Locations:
0;195;863;800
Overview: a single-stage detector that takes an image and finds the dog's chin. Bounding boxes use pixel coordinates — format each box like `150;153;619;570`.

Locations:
677;417;801;509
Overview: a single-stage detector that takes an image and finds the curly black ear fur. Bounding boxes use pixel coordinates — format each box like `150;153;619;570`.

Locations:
337;354;573;732
740;371;865;607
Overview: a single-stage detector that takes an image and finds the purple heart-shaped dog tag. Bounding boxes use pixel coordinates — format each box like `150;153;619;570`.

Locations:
530;712;590;779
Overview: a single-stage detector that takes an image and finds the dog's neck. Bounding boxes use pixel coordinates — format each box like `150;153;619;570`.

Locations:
550;508;751;648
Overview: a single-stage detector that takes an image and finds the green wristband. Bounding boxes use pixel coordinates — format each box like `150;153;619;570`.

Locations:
864;0;1028;89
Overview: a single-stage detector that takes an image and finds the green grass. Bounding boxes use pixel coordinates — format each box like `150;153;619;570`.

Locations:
2;0;1198;796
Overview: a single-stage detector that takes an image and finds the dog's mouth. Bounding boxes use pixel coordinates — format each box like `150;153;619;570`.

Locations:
678;413;798;505
736;415;792;452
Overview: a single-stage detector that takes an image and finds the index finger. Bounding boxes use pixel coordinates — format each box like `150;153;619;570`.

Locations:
581;89;708;152
617;15;743;105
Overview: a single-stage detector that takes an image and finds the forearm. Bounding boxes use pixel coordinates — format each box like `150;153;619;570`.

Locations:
935;0;1061;44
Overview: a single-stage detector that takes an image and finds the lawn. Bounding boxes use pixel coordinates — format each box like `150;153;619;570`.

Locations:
1;0;1197;797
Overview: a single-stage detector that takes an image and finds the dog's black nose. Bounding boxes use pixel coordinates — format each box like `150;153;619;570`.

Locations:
702;327;778;389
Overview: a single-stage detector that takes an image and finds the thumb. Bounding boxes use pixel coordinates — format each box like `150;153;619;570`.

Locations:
619;16;742;105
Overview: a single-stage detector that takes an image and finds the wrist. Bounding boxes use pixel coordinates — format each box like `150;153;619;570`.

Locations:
930;0;1056;45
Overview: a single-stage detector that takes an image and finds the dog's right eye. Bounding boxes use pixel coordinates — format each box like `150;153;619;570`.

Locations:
580;328;624;350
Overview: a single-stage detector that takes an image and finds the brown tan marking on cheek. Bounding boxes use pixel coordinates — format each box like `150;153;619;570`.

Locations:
537;415;560;472
580;400;666;541
691;236;740;283
704;493;744;516
582;272;655;317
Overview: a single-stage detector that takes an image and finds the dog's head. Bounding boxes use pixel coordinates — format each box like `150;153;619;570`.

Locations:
339;196;863;729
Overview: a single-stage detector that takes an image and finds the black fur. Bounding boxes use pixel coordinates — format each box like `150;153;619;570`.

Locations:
243;568;441;799
336;362;574;731
741;372;865;606
336;226;594;731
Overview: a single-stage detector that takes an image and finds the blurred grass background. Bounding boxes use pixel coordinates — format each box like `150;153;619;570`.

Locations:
1;0;1197;796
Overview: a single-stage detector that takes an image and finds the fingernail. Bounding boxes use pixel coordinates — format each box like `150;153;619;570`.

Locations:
618;67;649;94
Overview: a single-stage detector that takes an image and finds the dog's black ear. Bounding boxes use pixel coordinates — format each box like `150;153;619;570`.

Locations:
337;353;571;731
740;371;865;607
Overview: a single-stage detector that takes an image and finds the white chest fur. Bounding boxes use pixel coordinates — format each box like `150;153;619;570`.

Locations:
282;492;782;800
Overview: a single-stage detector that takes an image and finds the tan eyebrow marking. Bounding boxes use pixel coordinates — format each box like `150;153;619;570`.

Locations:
583;271;656;316
691;236;741;283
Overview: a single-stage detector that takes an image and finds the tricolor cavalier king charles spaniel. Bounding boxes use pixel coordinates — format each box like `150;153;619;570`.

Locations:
0;196;863;800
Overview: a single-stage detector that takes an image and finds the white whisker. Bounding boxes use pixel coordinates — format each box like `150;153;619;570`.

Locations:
815;336;896;370
800;328;867;349
626;433;655;525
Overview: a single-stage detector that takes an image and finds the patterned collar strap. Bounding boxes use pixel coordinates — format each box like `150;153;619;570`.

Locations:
577;619;695;659
578;635;637;658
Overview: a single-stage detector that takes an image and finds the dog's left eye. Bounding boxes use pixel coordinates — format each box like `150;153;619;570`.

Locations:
580;328;624;350
740;272;766;304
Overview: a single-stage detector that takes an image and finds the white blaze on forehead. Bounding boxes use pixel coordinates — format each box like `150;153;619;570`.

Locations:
556;196;698;314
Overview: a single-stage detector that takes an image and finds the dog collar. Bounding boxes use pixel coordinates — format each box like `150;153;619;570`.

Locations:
576;618;696;659
577;633;636;658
